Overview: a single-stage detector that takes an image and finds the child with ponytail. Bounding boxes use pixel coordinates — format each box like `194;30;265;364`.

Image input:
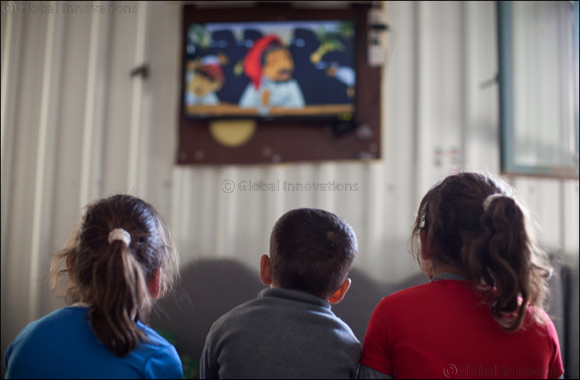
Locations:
5;194;182;379
359;172;564;379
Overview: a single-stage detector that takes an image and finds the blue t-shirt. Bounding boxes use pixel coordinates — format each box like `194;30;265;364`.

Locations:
5;307;183;379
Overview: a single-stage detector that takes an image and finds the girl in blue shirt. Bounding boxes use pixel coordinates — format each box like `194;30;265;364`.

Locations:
5;194;182;379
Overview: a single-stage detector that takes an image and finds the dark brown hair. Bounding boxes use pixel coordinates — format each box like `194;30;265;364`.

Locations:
269;208;357;299
411;172;552;331
49;194;179;356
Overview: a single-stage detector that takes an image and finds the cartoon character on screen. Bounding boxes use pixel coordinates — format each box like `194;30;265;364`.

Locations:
185;54;227;106
239;35;305;114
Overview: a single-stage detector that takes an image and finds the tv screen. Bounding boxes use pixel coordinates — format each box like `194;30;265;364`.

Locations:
184;20;356;120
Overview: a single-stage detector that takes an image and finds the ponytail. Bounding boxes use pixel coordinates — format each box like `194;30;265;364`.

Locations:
89;237;151;356
48;194;179;357
464;195;539;331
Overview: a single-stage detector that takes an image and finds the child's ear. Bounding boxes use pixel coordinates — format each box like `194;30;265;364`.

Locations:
66;254;74;270
328;278;351;305
147;268;162;299
259;255;272;286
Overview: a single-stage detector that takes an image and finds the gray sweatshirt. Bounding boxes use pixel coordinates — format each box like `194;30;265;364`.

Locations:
200;287;361;379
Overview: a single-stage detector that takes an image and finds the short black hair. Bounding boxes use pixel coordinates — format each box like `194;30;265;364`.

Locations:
269;208;358;299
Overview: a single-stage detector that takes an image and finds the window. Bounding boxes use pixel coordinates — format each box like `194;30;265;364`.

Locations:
497;1;579;178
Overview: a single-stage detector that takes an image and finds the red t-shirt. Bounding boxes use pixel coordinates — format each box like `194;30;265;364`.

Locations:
360;279;564;379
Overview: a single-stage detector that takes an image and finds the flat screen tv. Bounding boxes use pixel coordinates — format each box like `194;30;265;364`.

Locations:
177;3;381;165
183;19;356;121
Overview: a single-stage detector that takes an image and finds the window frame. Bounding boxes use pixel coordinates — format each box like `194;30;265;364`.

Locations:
496;1;579;179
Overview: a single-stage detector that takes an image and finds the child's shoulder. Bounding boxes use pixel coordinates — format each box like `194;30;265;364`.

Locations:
10;307;89;348
28;307;87;329
523;305;560;338
136;323;182;363
138;322;174;348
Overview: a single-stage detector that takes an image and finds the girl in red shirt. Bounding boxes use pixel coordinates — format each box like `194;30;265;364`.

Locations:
360;172;564;379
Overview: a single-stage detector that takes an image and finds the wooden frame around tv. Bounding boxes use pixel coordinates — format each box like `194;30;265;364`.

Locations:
177;2;381;165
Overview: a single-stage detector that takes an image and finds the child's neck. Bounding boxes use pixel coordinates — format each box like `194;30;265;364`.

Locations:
71;301;90;308
429;264;468;280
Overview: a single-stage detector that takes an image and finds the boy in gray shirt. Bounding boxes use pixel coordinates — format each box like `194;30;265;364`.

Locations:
200;208;361;379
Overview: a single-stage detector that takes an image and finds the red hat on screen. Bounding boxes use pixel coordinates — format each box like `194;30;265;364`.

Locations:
197;63;225;85
243;35;283;89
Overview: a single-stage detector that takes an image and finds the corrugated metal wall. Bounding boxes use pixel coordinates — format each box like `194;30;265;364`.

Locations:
1;1;578;371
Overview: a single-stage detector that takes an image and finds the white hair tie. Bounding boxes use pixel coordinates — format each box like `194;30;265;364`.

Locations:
482;194;504;212
108;228;131;246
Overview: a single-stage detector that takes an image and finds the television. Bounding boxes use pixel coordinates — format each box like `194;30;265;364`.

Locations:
183;20;357;121
177;3;381;165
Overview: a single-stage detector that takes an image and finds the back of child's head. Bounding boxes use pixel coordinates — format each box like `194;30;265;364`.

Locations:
411;172;552;331
269;208;357;299
50;194;179;356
